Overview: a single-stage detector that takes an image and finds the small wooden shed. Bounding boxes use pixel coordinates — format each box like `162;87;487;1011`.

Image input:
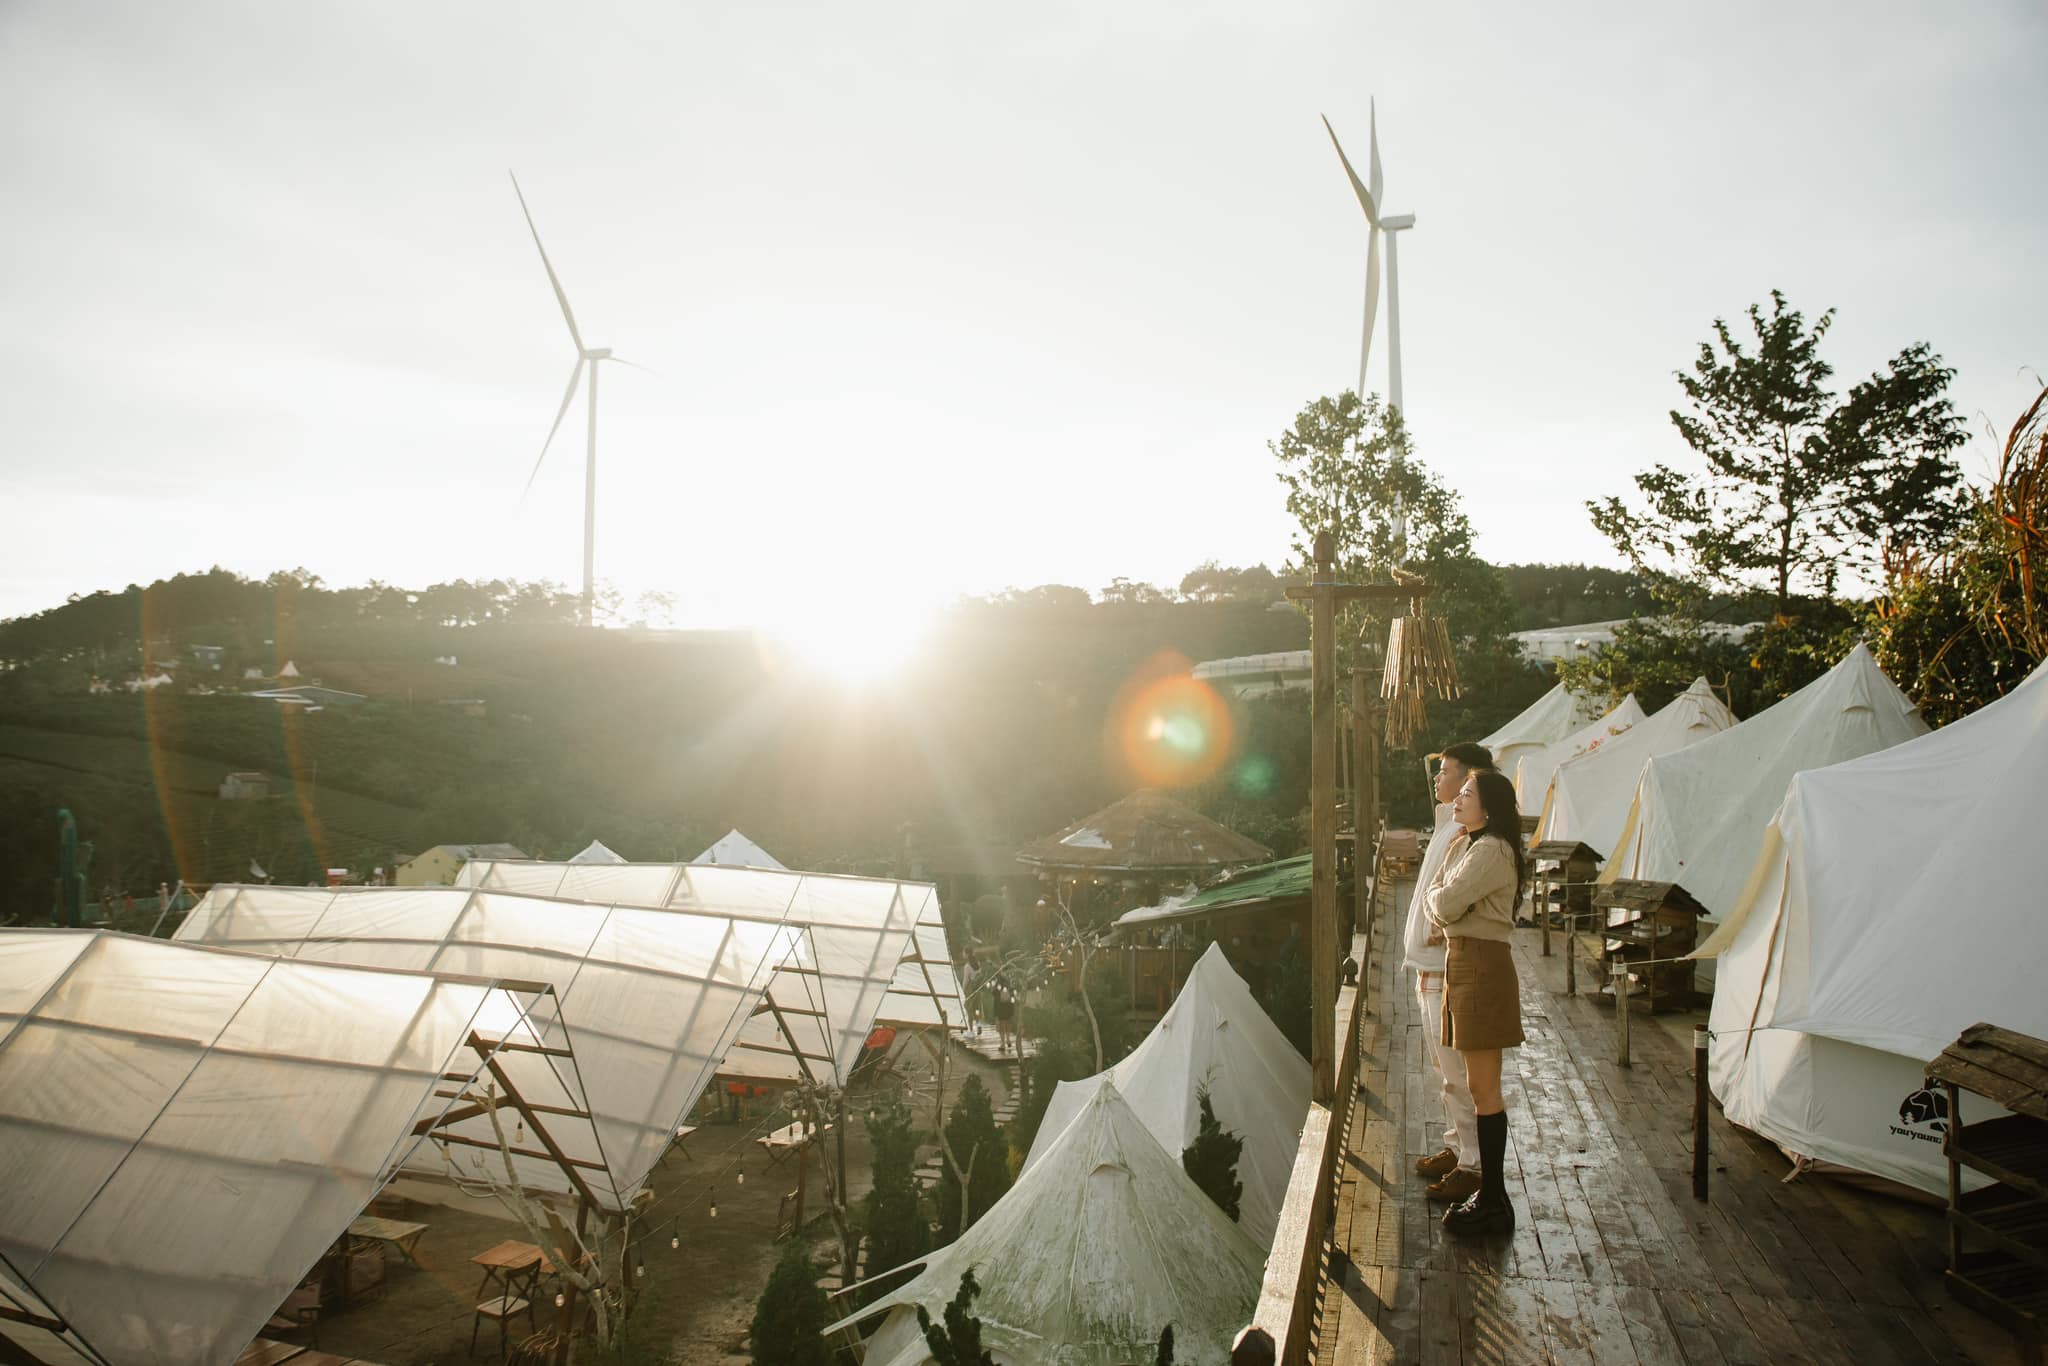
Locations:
1591;879;1709;1012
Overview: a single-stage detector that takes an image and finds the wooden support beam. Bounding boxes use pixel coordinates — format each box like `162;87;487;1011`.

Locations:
428;1131;608;1171
1309;531;1338;1104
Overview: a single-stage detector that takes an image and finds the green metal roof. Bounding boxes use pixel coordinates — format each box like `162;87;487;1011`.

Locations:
1184;853;1311;910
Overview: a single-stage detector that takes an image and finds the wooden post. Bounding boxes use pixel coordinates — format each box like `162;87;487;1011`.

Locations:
1349;669;1377;1004
1613;960;1631;1067
1539;863;1552;957
1308;531;1338;1105
1693;1025;1710;1201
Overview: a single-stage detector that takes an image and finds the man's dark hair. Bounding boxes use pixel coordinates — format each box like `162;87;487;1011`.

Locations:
1440;741;1494;772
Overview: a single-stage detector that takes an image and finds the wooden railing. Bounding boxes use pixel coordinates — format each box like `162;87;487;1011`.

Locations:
1233;930;1368;1365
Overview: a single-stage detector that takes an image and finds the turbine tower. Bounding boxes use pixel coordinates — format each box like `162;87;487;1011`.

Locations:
511;171;631;628
1321;104;1417;555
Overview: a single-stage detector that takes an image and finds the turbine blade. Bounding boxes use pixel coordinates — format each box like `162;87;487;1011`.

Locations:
522;358;585;501
606;355;661;378
1368;98;1384;211
1360;224;1381;390
509;171;585;351
1320;115;1379;225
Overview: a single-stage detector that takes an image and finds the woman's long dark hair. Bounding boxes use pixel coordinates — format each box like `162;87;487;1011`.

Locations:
1470;769;1528;901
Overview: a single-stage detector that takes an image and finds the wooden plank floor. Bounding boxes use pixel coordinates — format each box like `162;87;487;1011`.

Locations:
1312;902;2027;1365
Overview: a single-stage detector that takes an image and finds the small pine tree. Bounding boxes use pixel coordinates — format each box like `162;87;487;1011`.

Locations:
1182;1089;1243;1222
748;1240;831;1366
861;1094;930;1283
1156;1323;1176;1365
917;1269;997;1366
937;1075;1012;1240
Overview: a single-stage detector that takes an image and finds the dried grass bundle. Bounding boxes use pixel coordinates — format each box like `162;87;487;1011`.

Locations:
1986;384;2048;661
1381;594;1460;748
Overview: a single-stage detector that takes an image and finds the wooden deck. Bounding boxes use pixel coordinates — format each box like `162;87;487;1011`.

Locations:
1311;920;2026;1365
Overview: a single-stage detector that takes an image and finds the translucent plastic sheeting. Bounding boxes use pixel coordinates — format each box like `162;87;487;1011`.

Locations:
175;884;793;1210
0;930;509;1366
454;861;951;1081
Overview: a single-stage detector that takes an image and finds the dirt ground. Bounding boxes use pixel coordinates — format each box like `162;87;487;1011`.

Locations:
308;1040;1013;1366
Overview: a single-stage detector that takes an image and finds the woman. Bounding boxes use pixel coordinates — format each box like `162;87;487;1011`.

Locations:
1423;766;1527;1235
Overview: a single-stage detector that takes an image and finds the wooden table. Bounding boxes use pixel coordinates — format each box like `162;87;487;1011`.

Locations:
756;1120;831;1166
347;1214;429;1264
233;1341;306;1366
471;1238;551;1303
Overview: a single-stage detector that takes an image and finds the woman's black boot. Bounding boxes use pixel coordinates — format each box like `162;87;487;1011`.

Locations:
1443;1109;1515;1236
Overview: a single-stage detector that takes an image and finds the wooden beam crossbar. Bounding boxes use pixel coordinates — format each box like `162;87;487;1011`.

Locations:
463;1032;607;1210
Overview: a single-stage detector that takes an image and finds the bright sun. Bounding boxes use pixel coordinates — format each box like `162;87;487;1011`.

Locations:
765;598;937;686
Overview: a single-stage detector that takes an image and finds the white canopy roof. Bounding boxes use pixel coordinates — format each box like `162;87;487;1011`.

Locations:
827;1082;1265;1366
174;883;796;1211
1512;693;1645;812
691;828;787;870
0;929;522;1365
1019;943;1308;1248
1701;660;2048;1193
567;839;628;865
1480;683;1605;780
1534;679;1734;852
453;860;952;1083
1602;646;1926;917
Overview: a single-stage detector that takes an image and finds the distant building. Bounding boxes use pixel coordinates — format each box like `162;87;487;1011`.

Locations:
1510;618;1761;666
395;843;530;887
219;772;269;800
245;685;367;708
1191;650;1311;699
190;645;225;670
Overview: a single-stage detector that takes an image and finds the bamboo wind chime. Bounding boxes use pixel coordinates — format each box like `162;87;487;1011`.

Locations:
1380;574;1460;749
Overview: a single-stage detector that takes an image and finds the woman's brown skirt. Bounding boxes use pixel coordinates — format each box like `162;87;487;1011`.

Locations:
1443;936;1524;1051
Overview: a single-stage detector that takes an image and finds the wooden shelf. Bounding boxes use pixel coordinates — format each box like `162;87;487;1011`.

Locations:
1950;1113;2048;1204
1946;1248;2048;1342
1953;1183;2048;1272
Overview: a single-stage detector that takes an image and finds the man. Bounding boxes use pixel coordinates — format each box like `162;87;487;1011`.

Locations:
1403;741;1494;1203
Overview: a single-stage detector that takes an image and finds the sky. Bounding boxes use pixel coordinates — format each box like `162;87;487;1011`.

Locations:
2;1;2043;631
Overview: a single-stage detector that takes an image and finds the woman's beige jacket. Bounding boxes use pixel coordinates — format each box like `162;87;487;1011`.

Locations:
1423;831;1518;943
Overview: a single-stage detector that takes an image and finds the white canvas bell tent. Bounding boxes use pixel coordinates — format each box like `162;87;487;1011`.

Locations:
1601;644;1926;927
1019;943;1309;1248
1481;683;1606;783
1533;678;1735;853
0;929;546;1366
692;828;787;870
1700;658;2048;1196
567;838;628;864
174;883;807;1212
825;1082;1265;1366
456;858;962;1079
1512;693;1646;813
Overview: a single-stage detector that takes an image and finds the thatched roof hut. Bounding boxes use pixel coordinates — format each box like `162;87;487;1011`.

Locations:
1018;788;1272;876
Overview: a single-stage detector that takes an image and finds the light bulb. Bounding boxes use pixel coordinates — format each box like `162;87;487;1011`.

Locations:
710;1202;718;1219
514;1120;525;1144
636;1264;646;1280
736;1172;745;1186
554;1293;565;1309
670;1234;680;1250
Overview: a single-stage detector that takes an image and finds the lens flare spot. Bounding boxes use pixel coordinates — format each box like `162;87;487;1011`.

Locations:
1110;658;1233;788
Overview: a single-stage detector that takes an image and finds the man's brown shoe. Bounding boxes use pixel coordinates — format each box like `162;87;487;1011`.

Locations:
1427;1167;1483;1203
1413;1147;1458;1179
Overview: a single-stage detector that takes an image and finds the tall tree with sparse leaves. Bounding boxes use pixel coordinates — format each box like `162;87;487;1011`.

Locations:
918;1269;998;1366
749;1240;831;1366
861;1094;930;1286
1182;1089;1244;1223
936;1074;1011;1242
1589;291;1968;613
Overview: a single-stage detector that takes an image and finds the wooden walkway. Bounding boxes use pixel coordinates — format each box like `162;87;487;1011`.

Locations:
1312;919;2025;1365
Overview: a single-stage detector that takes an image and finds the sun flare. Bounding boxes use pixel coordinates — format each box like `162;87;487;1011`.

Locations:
764;597;938;686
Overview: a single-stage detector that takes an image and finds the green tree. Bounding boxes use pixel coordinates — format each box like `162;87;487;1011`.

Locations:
1589;291;1968;613
861;1095;930;1284
917;1269;997;1366
1260;931;1312;1061
1869;385;2048;723
936;1075;1011;1241
1178;561;1283;604
748;1240;831;1366
1272;392;1518;663
1181;1090;1243;1222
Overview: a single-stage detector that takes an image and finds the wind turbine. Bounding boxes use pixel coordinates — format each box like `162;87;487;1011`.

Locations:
1321;103;1418;552
510;171;631;628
